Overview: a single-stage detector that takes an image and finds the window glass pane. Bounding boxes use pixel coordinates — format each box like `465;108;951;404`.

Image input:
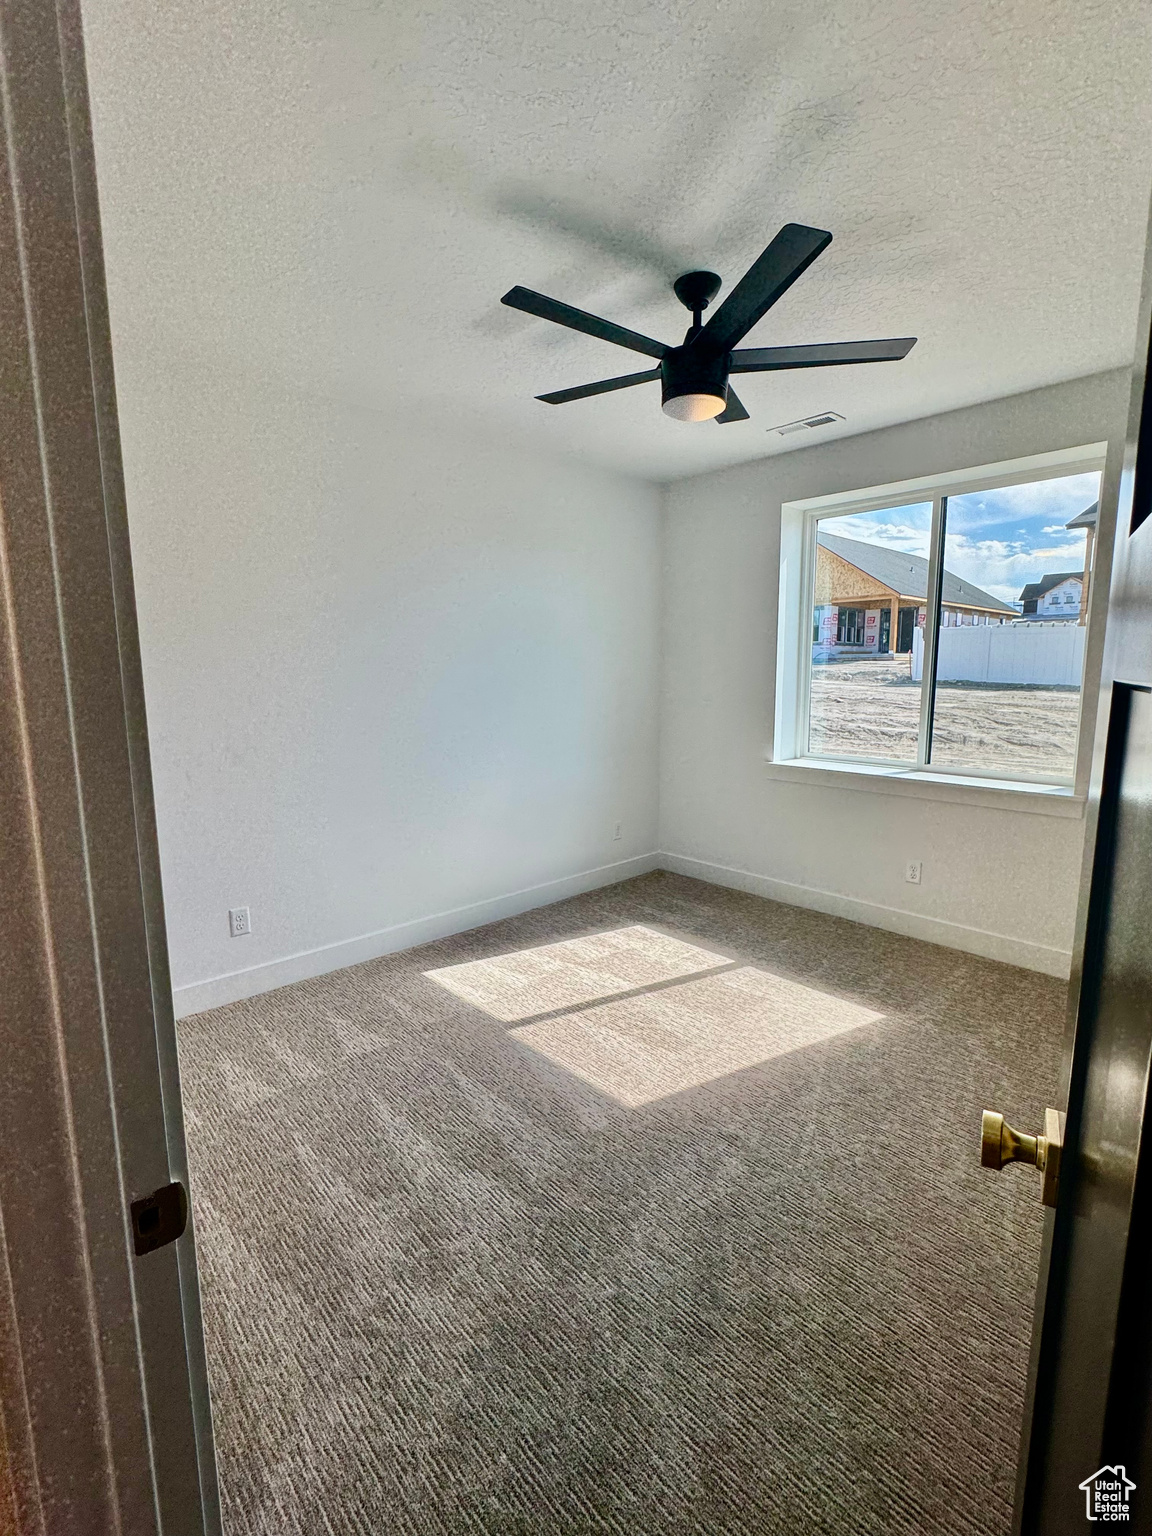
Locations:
927;471;1100;780
808;502;932;762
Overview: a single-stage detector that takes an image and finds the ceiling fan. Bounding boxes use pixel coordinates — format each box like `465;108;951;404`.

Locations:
501;223;916;424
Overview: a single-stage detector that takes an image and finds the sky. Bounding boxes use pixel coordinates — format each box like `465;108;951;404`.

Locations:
825;472;1100;606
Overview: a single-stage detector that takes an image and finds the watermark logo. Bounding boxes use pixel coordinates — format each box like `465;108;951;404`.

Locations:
1079;1466;1135;1522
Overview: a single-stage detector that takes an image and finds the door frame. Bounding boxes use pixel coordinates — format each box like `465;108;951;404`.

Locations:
0;2;218;1530
1013;190;1152;1533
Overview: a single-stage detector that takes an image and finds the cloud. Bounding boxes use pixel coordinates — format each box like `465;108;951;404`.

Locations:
982;584;1026;605
948;472;1100;530
823;478;1095;594
943;533;1086;593
827;511;931;556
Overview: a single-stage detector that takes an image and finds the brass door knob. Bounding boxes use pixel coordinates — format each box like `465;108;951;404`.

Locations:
981;1107;1064;1207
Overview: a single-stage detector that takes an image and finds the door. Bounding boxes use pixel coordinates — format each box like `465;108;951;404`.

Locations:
0;3;218;1531
879;605;892;654
837;605;866;645
1005;199;1152;1534
897;604;917;652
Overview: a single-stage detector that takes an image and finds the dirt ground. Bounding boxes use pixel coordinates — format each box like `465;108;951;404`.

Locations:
808;655;1081;779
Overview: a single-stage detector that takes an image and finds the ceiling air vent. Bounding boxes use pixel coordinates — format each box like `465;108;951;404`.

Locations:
769;411;845;436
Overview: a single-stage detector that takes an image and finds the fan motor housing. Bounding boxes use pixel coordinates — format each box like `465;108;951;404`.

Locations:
660;345;731;413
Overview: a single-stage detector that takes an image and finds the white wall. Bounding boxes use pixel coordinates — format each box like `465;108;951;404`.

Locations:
117;352;1127;1007
659;370;1131;976
115;349;661;1016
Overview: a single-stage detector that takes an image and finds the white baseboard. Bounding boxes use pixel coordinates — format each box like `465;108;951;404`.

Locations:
172;852;661;1018
172;845;1071;1018
657;851;1072;978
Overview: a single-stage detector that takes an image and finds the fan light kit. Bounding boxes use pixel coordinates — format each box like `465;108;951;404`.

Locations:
501;223;916;425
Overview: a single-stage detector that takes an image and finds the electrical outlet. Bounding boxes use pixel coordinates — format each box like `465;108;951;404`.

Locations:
229;906;251;937
613;821;622;841
905;861;923;885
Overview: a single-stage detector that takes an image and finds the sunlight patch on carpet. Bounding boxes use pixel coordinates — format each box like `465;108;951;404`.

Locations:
510;966;885;1106
424;924;731;1022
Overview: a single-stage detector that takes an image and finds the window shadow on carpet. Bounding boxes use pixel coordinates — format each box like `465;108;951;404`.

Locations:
426;924;884;1106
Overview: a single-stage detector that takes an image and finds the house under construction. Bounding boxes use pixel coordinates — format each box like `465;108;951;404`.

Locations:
814;531;1016;654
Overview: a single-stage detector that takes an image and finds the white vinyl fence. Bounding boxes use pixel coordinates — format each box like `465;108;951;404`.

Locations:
911;621;1085;686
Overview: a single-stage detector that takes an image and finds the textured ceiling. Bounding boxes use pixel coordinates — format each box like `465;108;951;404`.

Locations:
82;0;1152;481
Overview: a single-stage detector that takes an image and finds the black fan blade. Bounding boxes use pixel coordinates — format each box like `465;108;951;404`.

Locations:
715;388;750;423
693;224;832;354
537;368;661;405
502;286;668;359
730;337;917;371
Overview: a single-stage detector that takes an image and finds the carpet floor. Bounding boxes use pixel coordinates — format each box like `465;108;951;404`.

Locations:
178;871;1065;1535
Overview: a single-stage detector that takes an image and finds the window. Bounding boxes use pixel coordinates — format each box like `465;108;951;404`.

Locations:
777;447;1106;788
807;500;931;763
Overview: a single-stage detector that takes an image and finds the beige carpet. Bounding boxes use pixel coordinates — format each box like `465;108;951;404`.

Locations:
178;871;1063;1535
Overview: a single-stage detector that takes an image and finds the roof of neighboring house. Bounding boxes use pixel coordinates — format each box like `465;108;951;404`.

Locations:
816;532;1016;613
1065;500;1098;531
1019;571;1082;602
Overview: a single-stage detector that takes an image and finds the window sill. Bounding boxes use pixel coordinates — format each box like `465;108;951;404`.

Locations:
764;755;1086;818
